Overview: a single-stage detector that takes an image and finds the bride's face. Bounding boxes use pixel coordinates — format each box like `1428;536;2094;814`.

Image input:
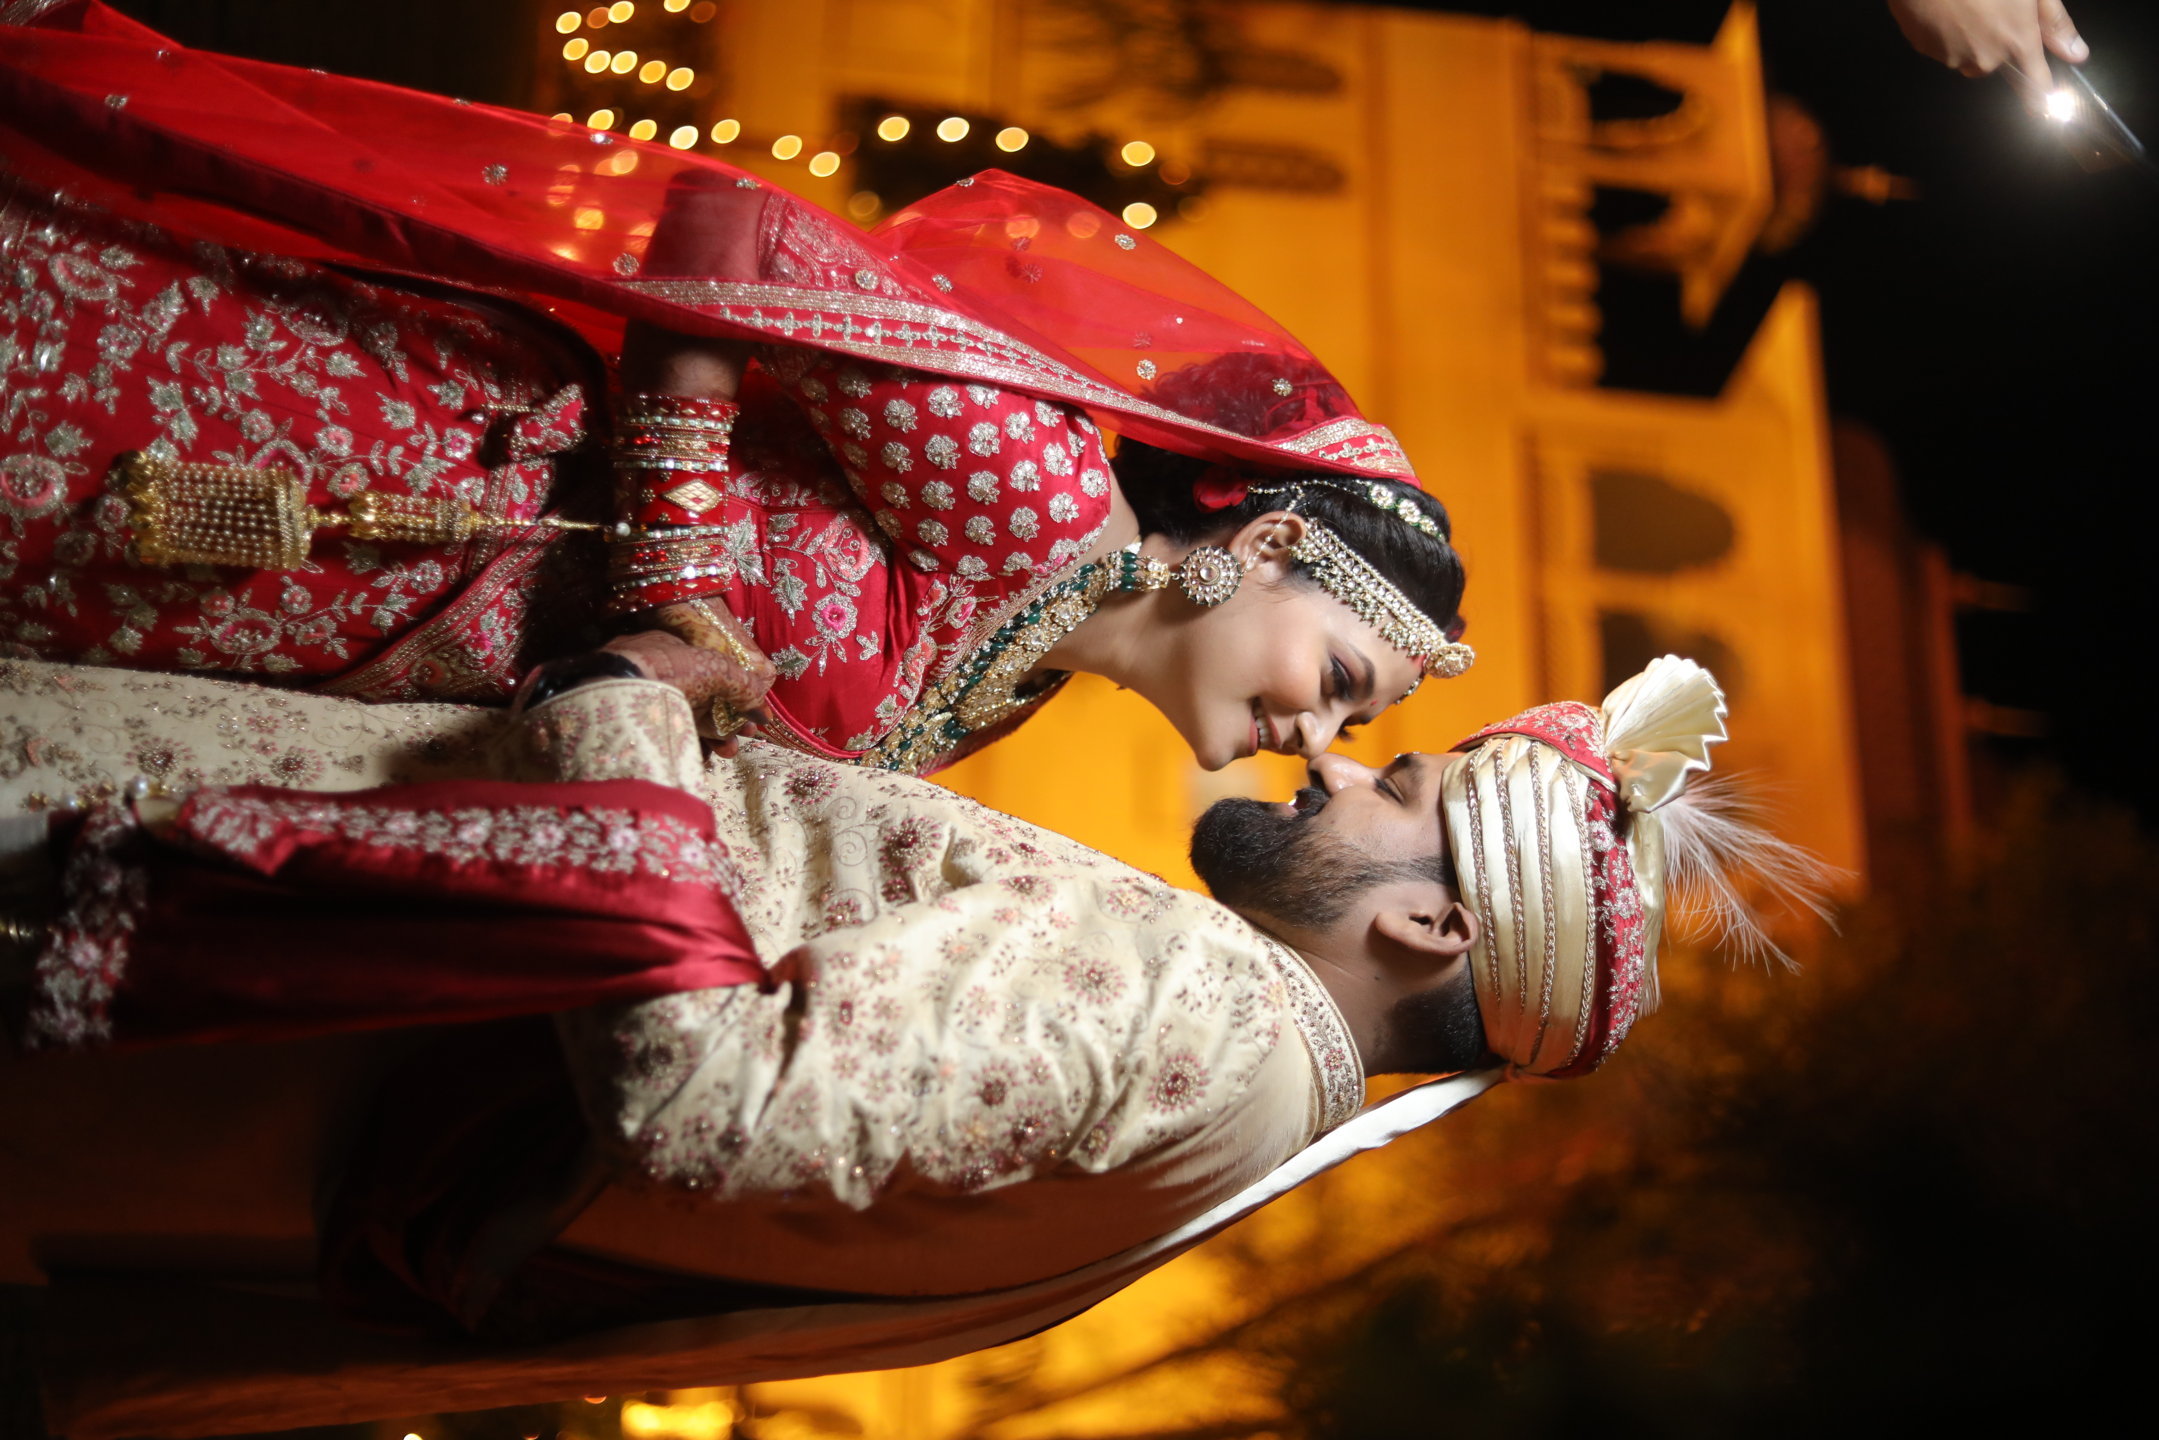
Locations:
1139;540;1422;772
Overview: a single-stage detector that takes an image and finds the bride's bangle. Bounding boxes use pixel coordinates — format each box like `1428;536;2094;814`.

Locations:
611;393;740;530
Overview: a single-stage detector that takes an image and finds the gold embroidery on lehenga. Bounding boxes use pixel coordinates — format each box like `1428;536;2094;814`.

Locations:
617;278;1415;479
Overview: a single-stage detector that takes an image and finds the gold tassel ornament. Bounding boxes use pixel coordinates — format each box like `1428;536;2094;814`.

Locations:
119;454;600;570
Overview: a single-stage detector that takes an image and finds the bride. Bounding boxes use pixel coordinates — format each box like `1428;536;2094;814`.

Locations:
0;1;1471;776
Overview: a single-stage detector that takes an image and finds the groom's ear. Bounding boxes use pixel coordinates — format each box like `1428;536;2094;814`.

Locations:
1371;891;1479;963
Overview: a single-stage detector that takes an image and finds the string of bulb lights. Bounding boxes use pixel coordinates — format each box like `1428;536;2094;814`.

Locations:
541;4;1176;228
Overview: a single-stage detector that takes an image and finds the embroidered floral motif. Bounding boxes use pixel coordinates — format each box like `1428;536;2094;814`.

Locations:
0;183;597;703
176;788;735;888
1258;937;1365;1130
21;803;149;1050
707;354;1113;765
1150;1051;1209;1111
560;742;1321;1213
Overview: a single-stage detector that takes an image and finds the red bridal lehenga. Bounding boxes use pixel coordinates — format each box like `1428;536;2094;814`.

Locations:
0;0;1421;770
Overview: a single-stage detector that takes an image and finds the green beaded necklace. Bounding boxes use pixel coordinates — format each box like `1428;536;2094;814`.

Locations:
861;542;1170;774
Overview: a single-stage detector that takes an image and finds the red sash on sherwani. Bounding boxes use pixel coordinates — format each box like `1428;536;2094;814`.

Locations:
20;777;765;1052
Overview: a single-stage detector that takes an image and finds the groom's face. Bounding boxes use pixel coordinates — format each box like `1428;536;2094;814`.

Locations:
1189;751;1465;924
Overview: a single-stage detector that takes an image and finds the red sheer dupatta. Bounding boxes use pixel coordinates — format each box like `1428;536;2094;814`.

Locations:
19;778;766;1052
0;1;1413;481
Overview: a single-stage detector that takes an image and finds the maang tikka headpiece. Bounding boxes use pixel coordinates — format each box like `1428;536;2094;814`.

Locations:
1242;481;1476;690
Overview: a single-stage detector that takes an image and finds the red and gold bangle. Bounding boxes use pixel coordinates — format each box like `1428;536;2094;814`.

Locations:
605;523;743;615
611;393;741;530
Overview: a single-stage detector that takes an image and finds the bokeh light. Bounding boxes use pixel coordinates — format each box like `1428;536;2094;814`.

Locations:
637;59;665;84
585;108;615;129
709;118;740;143
582;50;609;73
995;126;1029;152
876;115;910;142
846;190;881;221
1120;140;1156;167
668;125;697;150
628;118;658;141
666;66;694;90
562;38;589;60
936;116;970;142
610;49;637;74
608;1;635;21
772;134;803;160
808;151;841;177
1121;201;1158;229
554;11;581;34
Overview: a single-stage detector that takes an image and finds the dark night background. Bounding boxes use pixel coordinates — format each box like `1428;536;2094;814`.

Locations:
1434;0;2159;823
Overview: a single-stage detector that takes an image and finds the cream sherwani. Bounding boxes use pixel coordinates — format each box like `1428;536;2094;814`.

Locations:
557;737;1365;1295
0;659;1411;1438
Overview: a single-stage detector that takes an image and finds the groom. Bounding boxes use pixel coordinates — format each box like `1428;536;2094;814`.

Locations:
1;652;1755;1436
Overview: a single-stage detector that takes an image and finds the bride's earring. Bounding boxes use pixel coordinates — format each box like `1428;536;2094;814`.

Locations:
1176;546;1243;606
1177;521;1288;607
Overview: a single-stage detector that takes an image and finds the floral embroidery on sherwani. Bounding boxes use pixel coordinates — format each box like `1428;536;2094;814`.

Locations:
557;739;1363;1211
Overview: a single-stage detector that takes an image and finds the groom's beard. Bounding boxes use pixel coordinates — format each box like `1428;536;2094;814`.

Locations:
1191;789;1377;928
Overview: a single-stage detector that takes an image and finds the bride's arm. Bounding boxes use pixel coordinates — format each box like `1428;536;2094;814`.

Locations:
607;176;776;727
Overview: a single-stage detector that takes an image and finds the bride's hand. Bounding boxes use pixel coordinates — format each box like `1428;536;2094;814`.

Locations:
620;173;765;396
608;604;776;755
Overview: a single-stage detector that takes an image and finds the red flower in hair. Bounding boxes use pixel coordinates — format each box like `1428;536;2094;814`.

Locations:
1191;467;1248;511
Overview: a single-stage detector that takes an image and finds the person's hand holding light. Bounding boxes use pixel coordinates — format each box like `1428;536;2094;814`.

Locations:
1889;0;2088;112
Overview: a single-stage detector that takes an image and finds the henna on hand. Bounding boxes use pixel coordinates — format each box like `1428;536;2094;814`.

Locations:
603;623;773;723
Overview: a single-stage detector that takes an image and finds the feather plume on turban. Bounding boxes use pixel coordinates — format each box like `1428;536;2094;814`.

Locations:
1440;656;1826;1080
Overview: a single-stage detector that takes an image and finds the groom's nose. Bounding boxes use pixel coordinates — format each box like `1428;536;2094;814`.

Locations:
1309;752;1376;795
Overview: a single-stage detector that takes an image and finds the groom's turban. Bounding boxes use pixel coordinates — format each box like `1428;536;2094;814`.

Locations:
1440;656;1728;1079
